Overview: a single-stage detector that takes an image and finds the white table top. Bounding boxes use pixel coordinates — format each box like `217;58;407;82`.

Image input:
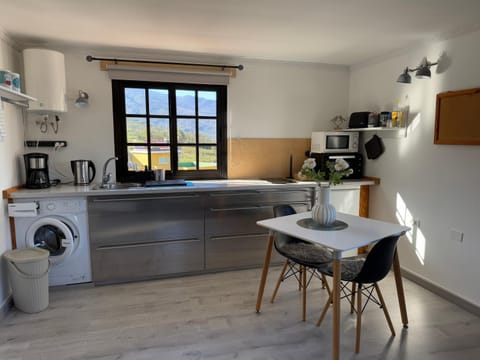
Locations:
257;212;410;254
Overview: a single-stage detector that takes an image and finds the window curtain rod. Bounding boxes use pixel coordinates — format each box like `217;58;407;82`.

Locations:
86;55;244;70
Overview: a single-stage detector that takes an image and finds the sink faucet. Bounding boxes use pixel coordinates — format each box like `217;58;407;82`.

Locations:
101;157;118;187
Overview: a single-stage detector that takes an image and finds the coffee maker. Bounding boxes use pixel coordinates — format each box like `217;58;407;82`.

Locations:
24;153;50;189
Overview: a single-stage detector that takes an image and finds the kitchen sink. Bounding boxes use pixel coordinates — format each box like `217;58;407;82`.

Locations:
92;183;143;190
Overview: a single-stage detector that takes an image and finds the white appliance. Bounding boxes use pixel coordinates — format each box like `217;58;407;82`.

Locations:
23;48;67;113
13;198;91;286
311;131;359;153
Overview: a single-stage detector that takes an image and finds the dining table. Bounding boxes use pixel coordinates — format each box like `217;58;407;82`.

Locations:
255;211;410;360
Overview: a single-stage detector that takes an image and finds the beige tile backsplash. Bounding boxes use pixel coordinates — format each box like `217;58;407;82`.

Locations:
227;138;310;179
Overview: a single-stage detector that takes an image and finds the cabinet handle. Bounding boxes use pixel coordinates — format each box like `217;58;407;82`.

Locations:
209;205;272;212
209;192;260;197
97;238;200;250
209;233;268;241
93;194;200;202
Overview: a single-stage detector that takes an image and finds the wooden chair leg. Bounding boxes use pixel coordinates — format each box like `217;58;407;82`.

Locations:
270;260;289;303
374;283;396;337
302;265;307;321
350;283;357;314
355;283;362;353
316;292;332;327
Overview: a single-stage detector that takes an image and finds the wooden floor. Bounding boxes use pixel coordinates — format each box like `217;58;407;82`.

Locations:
1;267;479;360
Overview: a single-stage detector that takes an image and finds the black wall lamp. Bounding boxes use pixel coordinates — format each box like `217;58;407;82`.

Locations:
74;90;89;108
397;57;439;84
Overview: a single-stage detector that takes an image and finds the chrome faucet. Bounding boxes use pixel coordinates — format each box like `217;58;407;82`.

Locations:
101;157;118;187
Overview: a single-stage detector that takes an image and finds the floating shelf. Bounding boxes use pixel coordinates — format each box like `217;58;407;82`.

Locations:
340;126;407;137
0;85;37;108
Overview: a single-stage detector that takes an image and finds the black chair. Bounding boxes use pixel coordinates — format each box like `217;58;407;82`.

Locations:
270;205;333;321
316;235;401;353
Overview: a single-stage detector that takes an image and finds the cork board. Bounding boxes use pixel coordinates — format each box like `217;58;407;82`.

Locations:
434;87;480;145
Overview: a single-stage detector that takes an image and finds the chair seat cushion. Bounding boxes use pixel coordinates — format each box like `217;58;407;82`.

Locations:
276;240;333;267
317;255;367;281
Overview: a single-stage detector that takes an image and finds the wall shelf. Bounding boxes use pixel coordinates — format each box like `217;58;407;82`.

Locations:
0;85;37;108
340;126;407;138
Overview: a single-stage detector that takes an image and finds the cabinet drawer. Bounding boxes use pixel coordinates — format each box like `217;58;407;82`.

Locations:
91;237;204;284
205;234;283;270
205;205;273;236
208;189;313;208
88;194;204;246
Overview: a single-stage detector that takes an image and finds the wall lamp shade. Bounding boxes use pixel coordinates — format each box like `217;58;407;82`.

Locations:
397;57;439;84
397;67;412;84
75;90;89;108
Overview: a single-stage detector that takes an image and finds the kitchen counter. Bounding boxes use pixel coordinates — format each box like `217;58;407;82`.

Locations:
9;178;376;199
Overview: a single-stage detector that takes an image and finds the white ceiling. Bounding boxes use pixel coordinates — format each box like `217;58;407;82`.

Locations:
1;0;480;65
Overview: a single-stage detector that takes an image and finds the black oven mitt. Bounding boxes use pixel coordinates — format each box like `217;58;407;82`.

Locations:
365;134;384;159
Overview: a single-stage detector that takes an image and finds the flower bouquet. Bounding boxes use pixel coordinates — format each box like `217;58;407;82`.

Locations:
298;157;353;225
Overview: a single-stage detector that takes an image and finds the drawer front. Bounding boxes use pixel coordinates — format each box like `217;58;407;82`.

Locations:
205;234;283;270
207;188;313;208
88;194;204;246
91;237;204;284
206;205;273;237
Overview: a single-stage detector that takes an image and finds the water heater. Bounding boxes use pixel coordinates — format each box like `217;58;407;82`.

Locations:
23;48;67;113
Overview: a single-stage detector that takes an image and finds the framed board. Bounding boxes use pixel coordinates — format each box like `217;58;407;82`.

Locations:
434;87;480;145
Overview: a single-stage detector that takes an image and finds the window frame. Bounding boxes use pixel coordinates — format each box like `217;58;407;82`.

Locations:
112;79;227;182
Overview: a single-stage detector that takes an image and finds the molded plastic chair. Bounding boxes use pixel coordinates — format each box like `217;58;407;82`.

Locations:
270;205;333;321
316;235;401;353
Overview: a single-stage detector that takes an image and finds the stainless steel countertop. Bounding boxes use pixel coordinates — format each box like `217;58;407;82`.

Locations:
9;179;376;199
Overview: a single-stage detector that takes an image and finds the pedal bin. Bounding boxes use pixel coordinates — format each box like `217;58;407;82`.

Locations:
3;248;50;313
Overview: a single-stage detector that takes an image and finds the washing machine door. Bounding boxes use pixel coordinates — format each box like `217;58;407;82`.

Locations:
25;217;77;265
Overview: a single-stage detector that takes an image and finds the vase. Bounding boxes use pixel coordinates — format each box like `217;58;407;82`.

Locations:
311;185;336;226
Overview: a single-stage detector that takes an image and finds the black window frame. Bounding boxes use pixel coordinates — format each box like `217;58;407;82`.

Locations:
112;79;227;182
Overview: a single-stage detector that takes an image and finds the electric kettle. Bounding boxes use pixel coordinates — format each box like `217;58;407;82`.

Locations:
71;160;96;185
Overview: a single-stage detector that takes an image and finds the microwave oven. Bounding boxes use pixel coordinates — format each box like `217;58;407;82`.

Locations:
311;131;359;153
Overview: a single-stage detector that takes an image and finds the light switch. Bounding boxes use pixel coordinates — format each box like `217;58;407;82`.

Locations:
450;229;464;243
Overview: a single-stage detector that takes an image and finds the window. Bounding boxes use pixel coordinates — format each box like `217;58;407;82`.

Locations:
112;80;227;181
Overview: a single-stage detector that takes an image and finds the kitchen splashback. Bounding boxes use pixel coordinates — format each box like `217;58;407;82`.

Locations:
227;138;310;179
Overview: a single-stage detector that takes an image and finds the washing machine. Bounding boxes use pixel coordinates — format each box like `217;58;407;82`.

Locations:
12;197;92;286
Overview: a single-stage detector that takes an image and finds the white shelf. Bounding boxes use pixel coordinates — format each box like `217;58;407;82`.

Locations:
340;126;407;137
0;85;37;108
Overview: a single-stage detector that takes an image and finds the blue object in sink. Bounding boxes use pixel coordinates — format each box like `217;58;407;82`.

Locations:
144;179;187;187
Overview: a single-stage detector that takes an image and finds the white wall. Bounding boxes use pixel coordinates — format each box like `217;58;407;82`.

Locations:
0;34;24;311
229;59;349;138
24;50;349;183
349;30;480;306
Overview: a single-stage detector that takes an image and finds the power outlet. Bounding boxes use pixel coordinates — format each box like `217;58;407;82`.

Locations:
450;229;464;243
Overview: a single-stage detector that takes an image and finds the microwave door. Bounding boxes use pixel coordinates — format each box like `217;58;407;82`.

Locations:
326;135;350;150
328;155;356;159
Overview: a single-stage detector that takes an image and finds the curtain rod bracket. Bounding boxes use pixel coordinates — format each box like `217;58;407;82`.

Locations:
86;55;244;71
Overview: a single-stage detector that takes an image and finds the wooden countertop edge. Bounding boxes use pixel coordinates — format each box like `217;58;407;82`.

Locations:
362;176;380;185
2;185;24;199
2;185;23;250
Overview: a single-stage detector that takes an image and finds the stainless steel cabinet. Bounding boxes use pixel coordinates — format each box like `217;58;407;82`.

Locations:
88;186;314;284
88;193;205;284
205;188;313;270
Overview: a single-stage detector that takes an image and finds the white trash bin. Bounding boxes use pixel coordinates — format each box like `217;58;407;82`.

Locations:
3;248;50;313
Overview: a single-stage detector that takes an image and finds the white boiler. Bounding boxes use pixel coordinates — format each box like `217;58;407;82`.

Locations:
23;48;67;113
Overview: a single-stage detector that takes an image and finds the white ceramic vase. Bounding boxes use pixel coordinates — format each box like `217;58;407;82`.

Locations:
312;185;336;226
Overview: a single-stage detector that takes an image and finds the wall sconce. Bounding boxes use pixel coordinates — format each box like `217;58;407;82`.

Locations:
74;90;89;108
397;57;439;84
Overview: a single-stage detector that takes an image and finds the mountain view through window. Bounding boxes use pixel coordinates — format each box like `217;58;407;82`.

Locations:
112;80;227;181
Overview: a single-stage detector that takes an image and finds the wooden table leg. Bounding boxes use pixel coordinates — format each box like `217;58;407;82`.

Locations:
332;256;341;360
392;249;408;328
256;231;275;313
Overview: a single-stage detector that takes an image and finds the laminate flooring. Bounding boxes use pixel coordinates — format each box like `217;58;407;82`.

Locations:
1;267;479;360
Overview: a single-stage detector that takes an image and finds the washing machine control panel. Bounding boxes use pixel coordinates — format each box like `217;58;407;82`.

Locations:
38;198;87;215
